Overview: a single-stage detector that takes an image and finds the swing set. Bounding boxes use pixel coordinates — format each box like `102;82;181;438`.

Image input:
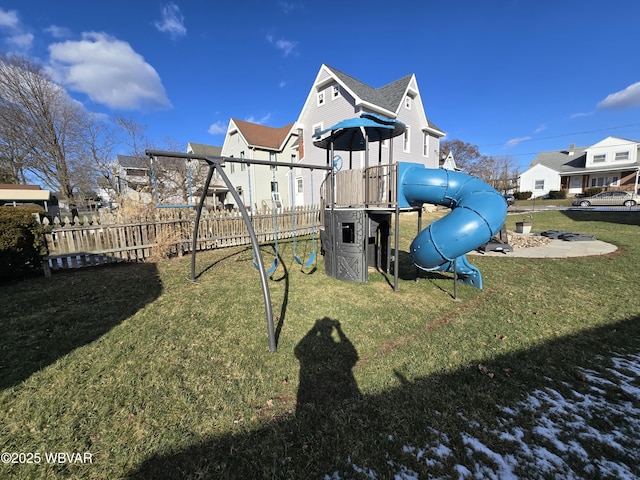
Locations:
145;149;332;352
291;170;317;270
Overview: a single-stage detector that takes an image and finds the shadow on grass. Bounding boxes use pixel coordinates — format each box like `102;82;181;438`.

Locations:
0;262;162;390
128;313;640;479
561;209;640;226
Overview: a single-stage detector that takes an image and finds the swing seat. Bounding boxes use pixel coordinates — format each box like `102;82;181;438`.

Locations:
254;257;278;275
294;251;316;267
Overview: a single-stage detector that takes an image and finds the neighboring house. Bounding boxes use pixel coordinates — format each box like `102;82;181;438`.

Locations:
519;137;640;198
114;155;153;205
220;119;297;211
0;184;55;214
294;64;445;206
215;64;445;209
439;151;460;171
115;153;203;207
186;142;227;210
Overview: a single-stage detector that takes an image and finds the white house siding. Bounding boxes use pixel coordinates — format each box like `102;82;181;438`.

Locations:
220;124;296;212
394;79;440;169
586;137;638;168
297;79;362;205
519;164;561;198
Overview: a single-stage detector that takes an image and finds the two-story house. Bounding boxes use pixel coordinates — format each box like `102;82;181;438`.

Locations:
220;119;297;212
293;64;445;206
519;136;640;198
212;64;445;209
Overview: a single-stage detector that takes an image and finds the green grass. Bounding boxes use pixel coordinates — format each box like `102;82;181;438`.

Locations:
1;210;639;479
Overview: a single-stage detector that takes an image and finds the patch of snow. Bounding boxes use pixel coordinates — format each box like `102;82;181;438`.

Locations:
326;352;640;479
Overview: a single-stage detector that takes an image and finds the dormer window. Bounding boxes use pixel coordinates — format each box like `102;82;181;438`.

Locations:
615;151;629;161
405;96;412;109
317;91;325;106
332;85;340;99
593;154;606;163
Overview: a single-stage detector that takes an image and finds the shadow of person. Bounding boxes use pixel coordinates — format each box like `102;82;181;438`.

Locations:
294;317;360;417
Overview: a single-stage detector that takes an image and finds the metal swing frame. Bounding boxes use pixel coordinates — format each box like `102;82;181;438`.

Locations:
146;149;331;352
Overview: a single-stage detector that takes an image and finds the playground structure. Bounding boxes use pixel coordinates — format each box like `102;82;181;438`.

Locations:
145;114;507;352
313;113;507;290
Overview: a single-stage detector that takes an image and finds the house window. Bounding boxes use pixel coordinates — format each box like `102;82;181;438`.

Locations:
403;126;410;153
405;96;412;110
591;176;620;187
423;133;429;157
271;181;278;192
615;151;629;161
240;152;245;171
317;91;325;106
332;85;340;99
270;152;277;170
230;163;235;174
272;192;282;209
593;154;606;163
291;153;297;163
312;122;323;139
296;177;303;194
534;179;545;190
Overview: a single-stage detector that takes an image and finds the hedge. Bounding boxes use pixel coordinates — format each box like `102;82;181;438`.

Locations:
0;206;50;281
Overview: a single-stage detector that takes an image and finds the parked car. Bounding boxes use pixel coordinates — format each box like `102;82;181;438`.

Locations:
503;194;515;206
572;191;639;207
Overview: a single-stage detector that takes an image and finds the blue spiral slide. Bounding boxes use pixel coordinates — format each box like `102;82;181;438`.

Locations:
397;162;508;289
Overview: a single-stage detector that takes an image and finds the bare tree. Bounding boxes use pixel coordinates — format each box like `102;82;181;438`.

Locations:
441;139;519;190
440;139;487;173
0;54;93;200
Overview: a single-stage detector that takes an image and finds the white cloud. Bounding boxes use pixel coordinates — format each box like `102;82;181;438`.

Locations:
154;3;186;39
278;1;300;14
266;34;298;57
208;121;227;135
598;81;640;109
45;25;72;39
505;136;531;147
0;7;32;52
7;32;33;49
245;113;271;125
534;124;546;134
0;7;19;29
570;111;592;119
48;32;171;110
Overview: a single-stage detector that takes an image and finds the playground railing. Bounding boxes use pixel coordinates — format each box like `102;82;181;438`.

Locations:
329;164;398;208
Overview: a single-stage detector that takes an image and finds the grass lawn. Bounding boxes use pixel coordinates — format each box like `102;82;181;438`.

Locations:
1;210;639;479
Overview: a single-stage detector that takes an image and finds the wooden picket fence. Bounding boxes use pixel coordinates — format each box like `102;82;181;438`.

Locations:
41;206;320;276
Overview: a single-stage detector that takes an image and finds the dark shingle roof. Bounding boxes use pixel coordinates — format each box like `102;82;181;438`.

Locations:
325;65;412;113
530;147;588;172
188;143;222;156
324;65;444;134
116;155;149;169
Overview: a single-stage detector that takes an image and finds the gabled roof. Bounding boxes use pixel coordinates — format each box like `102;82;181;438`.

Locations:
187;142;222;157
323;64;444;134
530;139;640;174
117;155;149;169
325;65;412;113
230;119;295;151
530;147;589;173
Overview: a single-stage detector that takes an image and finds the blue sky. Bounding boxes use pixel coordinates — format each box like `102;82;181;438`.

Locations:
2;0;640;170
